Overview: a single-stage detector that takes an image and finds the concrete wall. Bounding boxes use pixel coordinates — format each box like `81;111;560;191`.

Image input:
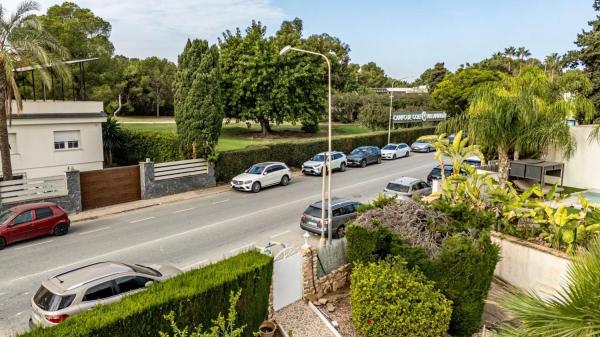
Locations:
12;100;103;114
545;125;600;189
492;232;571;298
139;161;216;199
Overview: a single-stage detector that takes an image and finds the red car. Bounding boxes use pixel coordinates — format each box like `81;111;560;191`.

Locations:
0;202;70;250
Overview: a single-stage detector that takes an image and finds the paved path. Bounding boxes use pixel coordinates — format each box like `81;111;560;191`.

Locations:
0;153;436;336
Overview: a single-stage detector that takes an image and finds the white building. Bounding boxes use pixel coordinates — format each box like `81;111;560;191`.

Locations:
3;100;107;178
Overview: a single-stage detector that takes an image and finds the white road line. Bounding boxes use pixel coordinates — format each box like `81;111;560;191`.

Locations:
180;259;209;271
15;312;22;317
212;199;229;205
0;292;5;297
77;226;110;236
4;162;433;285
14;240;53;250
173;207;195;214
129;217;155;223
229;242;257;254
270;230;291;239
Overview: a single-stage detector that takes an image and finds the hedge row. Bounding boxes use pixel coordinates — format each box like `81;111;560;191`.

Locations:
214;126;435;182
22;251;273;337
112;129;186;165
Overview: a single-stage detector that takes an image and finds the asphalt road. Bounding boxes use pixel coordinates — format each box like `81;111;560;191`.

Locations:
0;152;436;335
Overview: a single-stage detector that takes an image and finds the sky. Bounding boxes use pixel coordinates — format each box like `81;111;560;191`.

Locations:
2;0;595;79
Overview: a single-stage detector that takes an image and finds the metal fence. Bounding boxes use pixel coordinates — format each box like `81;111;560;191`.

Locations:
0;175;67;204
316;239;348;278
479;160;499;173
154;159;208;180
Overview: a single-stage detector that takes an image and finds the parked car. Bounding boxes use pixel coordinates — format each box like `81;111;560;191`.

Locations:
383;177;432;200
346;146;381;167
410;137;436;153
300;198;362;238
0;202;70;250
381;143;410;160
30;261;181;327
426;164;467;184
231;162;292;193
301;151;347;176
464;155;482;167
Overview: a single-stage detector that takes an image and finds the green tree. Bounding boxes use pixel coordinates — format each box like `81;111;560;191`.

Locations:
544;53;563;81
102;115;121;166
504;46;517;73
517;46;531;72
0;1;70;180
358;61;389;88
174;39;223;158
304;33;359;91
414;62;450;92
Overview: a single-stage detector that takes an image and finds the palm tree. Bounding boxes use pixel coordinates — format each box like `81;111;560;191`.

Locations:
424;130;485;179
102;116;121;167
0;1;70;180
494;237;600;336
544;53;562;81
504;46;517;73
517;47;531;73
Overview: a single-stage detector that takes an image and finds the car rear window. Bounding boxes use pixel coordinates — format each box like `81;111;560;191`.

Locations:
0;210;14;224
304;205;322;217
386;183;409;193
383;145;397;150
34;286;75;311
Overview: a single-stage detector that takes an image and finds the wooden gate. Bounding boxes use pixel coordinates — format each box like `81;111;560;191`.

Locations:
80;165;141;210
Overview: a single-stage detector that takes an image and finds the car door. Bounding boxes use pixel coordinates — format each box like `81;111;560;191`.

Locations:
5;210;35;243
78;281;119;312
115;275;152;297
264;165;279;186
399;144;408;156
33;207;55;237
331;153;340;170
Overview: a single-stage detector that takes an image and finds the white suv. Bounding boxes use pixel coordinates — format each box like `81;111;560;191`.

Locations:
301;152;347;176
231;162;292;193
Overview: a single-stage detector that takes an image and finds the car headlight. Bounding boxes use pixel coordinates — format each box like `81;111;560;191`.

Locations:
243;180;252;184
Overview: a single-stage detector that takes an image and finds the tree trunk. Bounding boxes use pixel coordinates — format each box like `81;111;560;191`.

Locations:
0;63;13;181
498;147;510;185
260;118;271;137
156;99;160;118
513;149;520;161
192;142;197;159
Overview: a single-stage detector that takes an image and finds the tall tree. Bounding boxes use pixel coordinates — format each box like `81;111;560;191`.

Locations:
414;62;450;92
174;39;223;158
138;57;176;117
503;46;517;73
358;61;389;88
304;33;358;91
0;1;70;180
544;53;563;81
517;46;531;73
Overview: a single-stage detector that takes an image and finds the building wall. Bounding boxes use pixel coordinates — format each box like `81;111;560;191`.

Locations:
545;125;600;190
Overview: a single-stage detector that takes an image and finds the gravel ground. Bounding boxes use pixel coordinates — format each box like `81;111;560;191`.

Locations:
322;288;362;337
274;300;336;337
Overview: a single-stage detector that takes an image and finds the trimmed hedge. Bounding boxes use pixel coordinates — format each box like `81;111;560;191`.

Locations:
21;251;273;337
215;126;435;182
112;129;186;165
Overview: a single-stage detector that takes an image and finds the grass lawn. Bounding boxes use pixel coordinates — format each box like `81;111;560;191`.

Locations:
121;121;372;152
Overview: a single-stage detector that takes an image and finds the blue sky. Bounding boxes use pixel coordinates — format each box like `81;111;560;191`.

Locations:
4;0;595;79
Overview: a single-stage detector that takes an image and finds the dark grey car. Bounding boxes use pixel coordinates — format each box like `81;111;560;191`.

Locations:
300;198;362;238
346;146;381;167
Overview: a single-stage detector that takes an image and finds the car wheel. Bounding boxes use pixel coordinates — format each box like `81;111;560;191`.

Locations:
360;160;367;168
392;154;397;160
377;157;382;164
251;182;261;193
53;223;69;236
335;226;346;238
280;175;290;186
0;237;6;250
340;162;346;172
429;146;434;152
405;151;410;157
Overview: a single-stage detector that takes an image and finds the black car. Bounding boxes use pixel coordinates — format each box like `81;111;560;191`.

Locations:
346;146;381;168
300;198;362;238
426;164;467;184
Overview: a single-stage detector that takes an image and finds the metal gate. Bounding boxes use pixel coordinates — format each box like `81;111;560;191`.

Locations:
272;247;303;311
80;165;141;210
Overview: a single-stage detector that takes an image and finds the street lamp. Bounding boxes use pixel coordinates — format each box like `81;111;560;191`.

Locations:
388;80;397;144
280;45;333;245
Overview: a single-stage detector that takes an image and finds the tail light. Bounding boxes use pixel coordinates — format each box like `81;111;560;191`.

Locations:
317;219;322;227
45;314;69;324
301;213;307;222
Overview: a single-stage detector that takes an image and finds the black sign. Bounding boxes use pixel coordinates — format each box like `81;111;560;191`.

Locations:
393;111;447;123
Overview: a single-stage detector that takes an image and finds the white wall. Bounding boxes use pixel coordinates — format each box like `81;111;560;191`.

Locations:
11;100;103;114
545;125;600;190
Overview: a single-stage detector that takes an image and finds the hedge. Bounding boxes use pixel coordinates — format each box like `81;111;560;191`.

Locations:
215;126;435;182
112;129;186;165
21;251;272;337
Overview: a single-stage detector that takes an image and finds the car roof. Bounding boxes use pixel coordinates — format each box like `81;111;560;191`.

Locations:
45;262;135;293
8;202;57;213
354;146;376;150
433;164;454;169
389;177;421;185
314;151;343;155
254;162;284;167
309;198;354;209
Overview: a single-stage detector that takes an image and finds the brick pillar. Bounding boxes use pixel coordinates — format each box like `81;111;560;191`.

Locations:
139;160;154;200
301;244;317;299
65;169;82;213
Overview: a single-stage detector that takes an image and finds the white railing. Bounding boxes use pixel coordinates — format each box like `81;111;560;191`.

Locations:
154;159;208;181
0;175;67;204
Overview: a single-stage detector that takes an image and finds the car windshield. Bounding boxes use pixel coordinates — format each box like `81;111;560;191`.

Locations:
304;205;323;218
386;182;410;193
351;148;367;155
415;140;427;144
126;263;162;277
33;286;75;311
311;154;325;162
0;210;14;224
245;165;265;175
383;145;397;150
431;167;452;176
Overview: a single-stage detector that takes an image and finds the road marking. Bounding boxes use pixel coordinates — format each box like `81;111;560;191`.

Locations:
14;240;53;250
181;259;209;271
15;312;22;317
270;230;291;239
0;292;5;297
229;242;257;254
129;217;155;223
173;207;195;214
4;161;434;285
212;199;229;205
78;226;110;236
23;292;29;296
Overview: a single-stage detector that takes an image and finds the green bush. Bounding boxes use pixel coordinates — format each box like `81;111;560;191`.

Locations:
215;126;434;181
350;258;452;337
113;128;187;165
21;252;272;337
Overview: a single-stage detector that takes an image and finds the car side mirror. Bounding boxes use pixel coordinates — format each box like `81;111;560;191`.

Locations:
263;171;268;175
144;281;154;288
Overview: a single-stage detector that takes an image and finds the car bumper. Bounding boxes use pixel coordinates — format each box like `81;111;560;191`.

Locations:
346;160;362;167
230;182;252;191
302;167;322;175
381;153;396;159
300;222;328;235
411;147;429;152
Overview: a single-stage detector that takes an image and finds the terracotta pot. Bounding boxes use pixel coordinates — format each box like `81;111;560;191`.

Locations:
259;320;276;337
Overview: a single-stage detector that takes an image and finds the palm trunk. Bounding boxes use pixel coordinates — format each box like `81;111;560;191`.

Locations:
192;142;197;159
498;147;510;185
0;63;14;181
513;149;520;161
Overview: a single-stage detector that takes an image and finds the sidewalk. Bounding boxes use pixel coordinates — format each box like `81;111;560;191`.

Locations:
70;184;231;223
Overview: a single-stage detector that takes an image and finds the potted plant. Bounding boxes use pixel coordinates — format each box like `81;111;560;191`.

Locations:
259;320;276;337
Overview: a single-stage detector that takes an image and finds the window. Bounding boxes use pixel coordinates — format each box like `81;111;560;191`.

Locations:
54;131;80;150
333;153;342;160
0;210;14;224
83;282;115;301
13;211;32;226
333;208;343;217
272;165;285;171
33;286;75;311
35;208;54;220
115;276;150;294
8;133;16;154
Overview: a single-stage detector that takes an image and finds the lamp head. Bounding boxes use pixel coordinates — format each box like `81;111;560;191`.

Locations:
279;45;292;55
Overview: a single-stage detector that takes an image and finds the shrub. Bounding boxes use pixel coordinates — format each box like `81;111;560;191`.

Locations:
21;252;272;337
112;129;187;165
350;258;452;337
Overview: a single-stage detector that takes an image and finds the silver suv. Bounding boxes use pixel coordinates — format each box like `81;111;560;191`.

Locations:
300;198;362;238
30;261;181;327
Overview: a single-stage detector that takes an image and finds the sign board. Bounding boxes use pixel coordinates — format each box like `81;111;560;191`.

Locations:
393;111;447;123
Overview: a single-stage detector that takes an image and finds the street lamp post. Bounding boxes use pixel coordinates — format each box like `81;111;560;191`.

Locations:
280;45;333;245
388;80;397;144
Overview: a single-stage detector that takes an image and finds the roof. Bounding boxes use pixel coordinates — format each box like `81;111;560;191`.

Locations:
13;58;99;73
390;177;421;185
7;202;57;212
11;112;107;119
309;198;352;209
48;262;133;292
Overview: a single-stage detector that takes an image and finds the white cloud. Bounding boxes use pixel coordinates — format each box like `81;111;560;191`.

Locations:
2;0;286;61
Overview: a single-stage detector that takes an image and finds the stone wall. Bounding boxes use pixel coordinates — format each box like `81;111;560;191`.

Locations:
139;161;216;199
301;245;350;299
